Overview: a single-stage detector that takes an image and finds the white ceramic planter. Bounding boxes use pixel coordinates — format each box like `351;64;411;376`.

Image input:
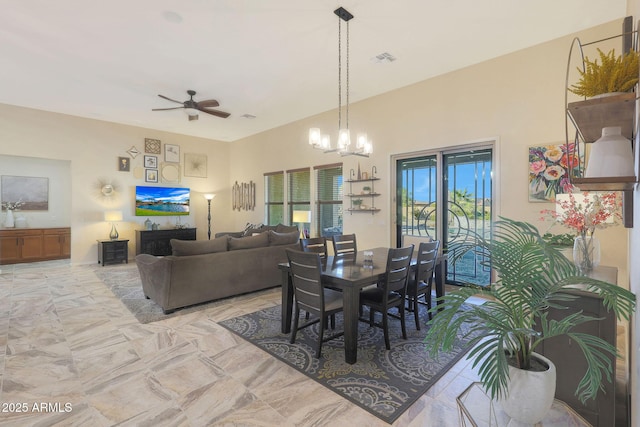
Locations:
499;352;556;424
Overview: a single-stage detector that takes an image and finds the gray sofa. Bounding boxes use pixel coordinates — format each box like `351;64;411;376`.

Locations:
136;225;299;314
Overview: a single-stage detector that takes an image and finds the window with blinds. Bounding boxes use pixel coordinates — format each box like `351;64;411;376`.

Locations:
315;163;343;238
264;171;284;226
287;168;310;224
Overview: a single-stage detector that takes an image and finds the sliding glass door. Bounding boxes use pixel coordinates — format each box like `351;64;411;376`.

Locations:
395;146;493;286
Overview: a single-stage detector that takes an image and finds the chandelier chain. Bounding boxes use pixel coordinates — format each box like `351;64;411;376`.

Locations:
338;15;342;130
345;19;349;130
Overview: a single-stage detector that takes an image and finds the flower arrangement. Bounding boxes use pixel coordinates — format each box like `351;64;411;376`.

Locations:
541;192;621;272
1;199;24;211
528;143;581;201
569;48;639;98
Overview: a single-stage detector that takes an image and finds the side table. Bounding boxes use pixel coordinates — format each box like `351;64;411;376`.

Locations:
457;382;592;427
97;239;129;266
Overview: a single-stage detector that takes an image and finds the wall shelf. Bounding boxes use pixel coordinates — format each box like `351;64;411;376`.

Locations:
346;167;380;215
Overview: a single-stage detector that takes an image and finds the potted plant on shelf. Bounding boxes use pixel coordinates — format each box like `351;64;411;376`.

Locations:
569;48;638;98
352;199;363;209
423;217;635;424
362;186;372;195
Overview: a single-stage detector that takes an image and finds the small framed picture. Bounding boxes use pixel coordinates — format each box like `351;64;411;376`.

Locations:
144;138;161;154
118;157;130;172
145;169;158;183
144;155;158;168
164;144;180;163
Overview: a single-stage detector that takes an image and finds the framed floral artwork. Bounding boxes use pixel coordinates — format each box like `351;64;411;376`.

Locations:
528;143;583;202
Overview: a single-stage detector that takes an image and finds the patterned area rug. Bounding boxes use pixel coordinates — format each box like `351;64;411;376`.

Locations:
220;304;477;424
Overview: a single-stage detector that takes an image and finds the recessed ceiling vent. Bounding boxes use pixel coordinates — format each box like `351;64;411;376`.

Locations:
371;52;396;63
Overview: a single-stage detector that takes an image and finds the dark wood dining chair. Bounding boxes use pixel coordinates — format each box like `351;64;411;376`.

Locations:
300;237;328;259
286;249;344;358
331;234;357;258
406;240;440;329
359;245;414;350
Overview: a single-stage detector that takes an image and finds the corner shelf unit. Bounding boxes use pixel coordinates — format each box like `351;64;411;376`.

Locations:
564;17;639;227
345;166;381;214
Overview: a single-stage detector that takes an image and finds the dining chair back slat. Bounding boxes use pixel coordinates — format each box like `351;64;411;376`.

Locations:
300;237;328;259
332;234;357;258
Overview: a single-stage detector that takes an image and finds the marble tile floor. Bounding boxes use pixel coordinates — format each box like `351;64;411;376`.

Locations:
0;260;486;427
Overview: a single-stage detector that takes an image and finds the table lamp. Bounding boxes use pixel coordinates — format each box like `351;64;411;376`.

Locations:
104;210;123;240
292;210;311;239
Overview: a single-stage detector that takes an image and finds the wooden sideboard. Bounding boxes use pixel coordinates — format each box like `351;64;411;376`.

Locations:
135;228;196;256
0;227;71;265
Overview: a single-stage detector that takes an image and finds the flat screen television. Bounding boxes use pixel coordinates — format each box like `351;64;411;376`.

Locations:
135;186;190;216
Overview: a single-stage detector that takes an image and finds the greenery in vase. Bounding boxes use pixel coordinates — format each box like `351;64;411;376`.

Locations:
423;217;635;403
541;232;574;247
569;48;639;97
352;199;363;207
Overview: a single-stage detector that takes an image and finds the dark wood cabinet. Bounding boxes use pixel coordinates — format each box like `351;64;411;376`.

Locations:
537;266;626;427
0;227;71;265
135;228;196;256
97;239;129;266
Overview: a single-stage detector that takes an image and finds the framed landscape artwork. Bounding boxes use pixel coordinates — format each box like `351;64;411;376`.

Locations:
528;142;583;202
1;175;49;211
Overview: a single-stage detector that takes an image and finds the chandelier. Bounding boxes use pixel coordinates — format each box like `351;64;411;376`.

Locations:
309;7;372;157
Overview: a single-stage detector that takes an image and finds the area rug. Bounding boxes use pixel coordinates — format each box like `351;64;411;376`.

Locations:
220;304;478;424
93;263;239;324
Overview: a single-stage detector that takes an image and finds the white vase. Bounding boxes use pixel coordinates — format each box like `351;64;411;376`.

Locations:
499;352;556;424
4;209;14;228
573;235;600;274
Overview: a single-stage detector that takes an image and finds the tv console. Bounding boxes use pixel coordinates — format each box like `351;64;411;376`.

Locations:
135;228;196;256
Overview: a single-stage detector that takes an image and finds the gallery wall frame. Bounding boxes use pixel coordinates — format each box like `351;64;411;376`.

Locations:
118;157;131;171
184;153;207;178
144;138;161;154
164;144;180;163
144;155;158;169
145;169;158;183
1;175;49;211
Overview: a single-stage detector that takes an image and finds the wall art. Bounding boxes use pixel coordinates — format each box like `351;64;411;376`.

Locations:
145;169;158;183
528;142;582;202
144;138;161;154
232;180;256;211
1;175;49;211
144;155;158;168
126;146;140;158
161;163;181;184
184;153;208;178
164;144;180;163
118;156;131;172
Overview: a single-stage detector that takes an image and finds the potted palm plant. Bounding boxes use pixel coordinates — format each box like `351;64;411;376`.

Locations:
423;217;635;423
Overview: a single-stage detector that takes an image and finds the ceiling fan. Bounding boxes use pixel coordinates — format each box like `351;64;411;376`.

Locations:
152;90;230;121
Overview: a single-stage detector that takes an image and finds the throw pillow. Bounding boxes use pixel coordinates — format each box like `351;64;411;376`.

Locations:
171;236;228;256
268;230;299;246
228;232;270;250
275;223;299;234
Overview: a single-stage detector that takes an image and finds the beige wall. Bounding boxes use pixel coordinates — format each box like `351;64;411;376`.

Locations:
0;104;233;265
231;18;630;287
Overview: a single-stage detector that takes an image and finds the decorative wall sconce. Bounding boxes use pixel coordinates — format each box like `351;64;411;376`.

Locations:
232;181;256;211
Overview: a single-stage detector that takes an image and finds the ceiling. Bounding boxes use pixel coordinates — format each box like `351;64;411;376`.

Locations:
0;0;628;142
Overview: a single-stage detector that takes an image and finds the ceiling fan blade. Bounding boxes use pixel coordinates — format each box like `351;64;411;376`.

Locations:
196;99;220;108
152;107;184;111
157;94;185;104
199;108;230;119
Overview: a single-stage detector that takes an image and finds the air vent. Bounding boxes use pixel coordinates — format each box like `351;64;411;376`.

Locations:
240;114;256;119
371;52;396;63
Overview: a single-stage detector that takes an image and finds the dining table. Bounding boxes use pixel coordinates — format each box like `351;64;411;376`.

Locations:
279;246;446;364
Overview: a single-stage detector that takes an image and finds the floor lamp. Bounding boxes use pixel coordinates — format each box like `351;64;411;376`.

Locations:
292;210;311;240
204;193;215;240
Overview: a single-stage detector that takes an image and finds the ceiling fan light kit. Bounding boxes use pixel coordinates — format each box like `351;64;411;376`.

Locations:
153;89;230;121
308;6;372;158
